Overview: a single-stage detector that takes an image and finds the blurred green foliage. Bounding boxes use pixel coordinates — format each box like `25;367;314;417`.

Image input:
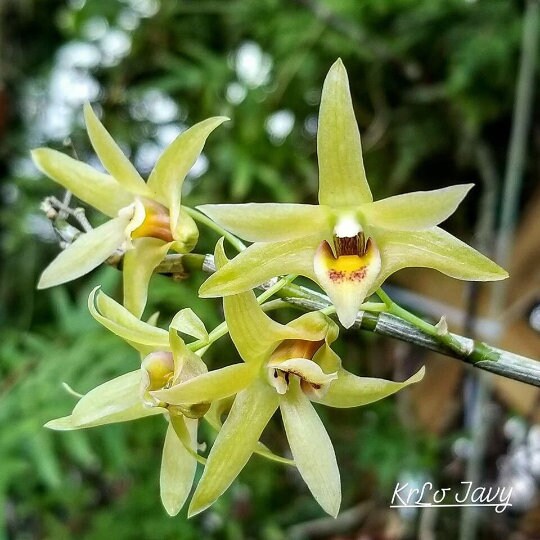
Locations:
0;0;534;537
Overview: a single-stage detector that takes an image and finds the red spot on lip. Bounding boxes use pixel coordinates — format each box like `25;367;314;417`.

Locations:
328;267;367;283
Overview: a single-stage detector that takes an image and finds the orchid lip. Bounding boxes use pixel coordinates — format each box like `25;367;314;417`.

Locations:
266;356;338;397
313;234;382;328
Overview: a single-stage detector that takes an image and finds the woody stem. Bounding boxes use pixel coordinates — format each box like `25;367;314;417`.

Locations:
153;252;540;387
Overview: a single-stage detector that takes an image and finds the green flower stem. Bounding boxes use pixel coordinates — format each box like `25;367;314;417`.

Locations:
257;274;298;304
183;207;246;252
376;288;469;355
188;274;300;353
152;252;540;387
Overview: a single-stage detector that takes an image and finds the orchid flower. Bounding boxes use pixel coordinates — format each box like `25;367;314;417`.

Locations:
153;239;425;517
45;288;212;516
32;105;227;317
196;59;507;328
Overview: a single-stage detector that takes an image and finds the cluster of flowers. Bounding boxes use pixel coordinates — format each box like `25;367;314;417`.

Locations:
33;60;507;517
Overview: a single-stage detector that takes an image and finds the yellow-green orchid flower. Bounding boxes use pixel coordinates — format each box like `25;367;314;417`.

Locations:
197;59;507;328
45;288;211;516
32;104;227;317
153;239;425;517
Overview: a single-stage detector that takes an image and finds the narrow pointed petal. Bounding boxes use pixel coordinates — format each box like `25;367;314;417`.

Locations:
188;380;279;517
197;203;330;242
373;227;508;290
316;366;425;408
88;287;170;350
318;59;372;206
213;238;309;361
123;238;171;318
359;184;474;231
45;371;161;430
31;148;133;217
160;420;197;516
171;308;208;341
286;311;339;344
204;398;295;467
38;215;131;289
314;238;382;328
153;363;257;404
280;380;341;517
200;236;319;298
148;117;228;231
84;104;151;197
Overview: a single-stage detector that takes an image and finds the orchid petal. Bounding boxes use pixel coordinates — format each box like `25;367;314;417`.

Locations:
318;59;371;207
148;117;228;231
313;238;382;328
359;184;474;231
31;148;133;217
160;420;197;516
84;104;151;197
37;214;131;289
197;203;330;242
45;371;161;430
88;287;170;350
373;227;508;290
171;207;199;253
168;332;207;385
280;379;341;517
204;398;295;467
316;366;425;408
153;362;257;404
213;238;308;361
188;380;279;517
123;238;171;318
200;236;319;298
286;311;339;345
171;308;208;342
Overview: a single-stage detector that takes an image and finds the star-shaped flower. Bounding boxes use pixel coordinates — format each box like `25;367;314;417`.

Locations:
153;239;425;516
46;288;211;516
32;105;227;316
197;60;507;327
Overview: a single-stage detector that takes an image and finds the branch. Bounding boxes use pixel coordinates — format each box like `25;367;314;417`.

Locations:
42;200;540;387
154;252;540;388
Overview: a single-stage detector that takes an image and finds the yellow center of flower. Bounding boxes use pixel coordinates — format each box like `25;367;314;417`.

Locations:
140;351;175;406
131;199;174;242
